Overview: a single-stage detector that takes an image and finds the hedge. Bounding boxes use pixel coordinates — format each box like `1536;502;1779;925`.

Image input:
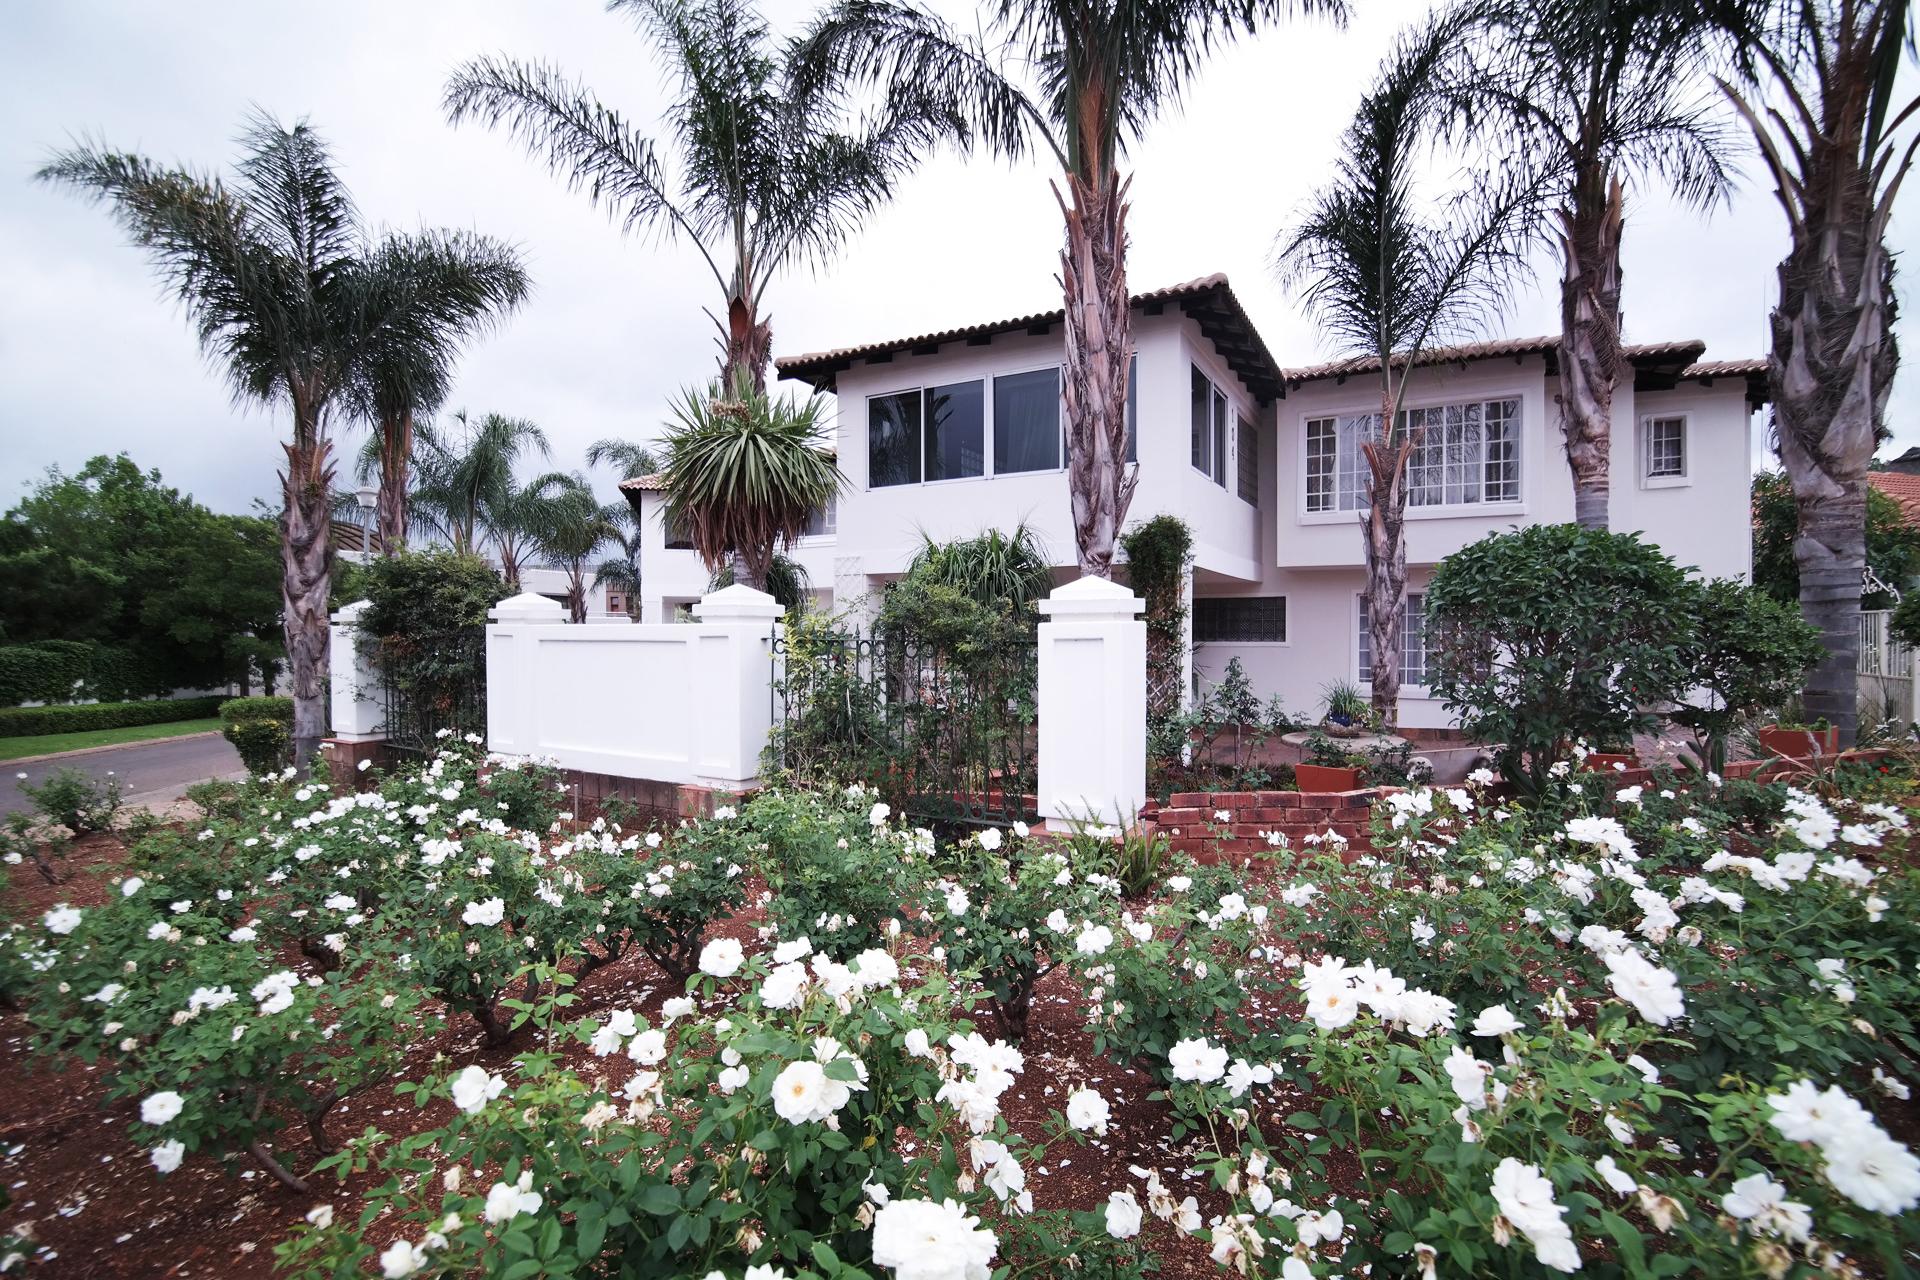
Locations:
0;641;94;706
217;696;294;728
0;695;228;739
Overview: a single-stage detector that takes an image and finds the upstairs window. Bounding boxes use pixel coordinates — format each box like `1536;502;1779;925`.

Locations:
801;494;837;538
868;381;986;487
1190;365;1229;487
1644;415;1687;481
1195;595;1286;643
1305;397;1521;513
664;509;694;550
1358;593;1428;688
1236;414;1258;504
993;368;1061;474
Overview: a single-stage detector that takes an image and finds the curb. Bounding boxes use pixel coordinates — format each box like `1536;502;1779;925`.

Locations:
4;730;225;769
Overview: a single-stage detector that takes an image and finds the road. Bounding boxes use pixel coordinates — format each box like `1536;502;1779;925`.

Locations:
5;733;247;819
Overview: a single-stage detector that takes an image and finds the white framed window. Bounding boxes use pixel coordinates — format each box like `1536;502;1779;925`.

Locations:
993;367;1062;474
801;494;837;538
1195;595;1287;643
1304;397;1522;514
868;381;986;487
1190;365;1230;487
1358;593;1428;689
1642;415;1688;486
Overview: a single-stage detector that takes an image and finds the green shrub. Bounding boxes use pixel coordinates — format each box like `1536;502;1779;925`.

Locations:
0;695;224;738
217;695;292;727
1426;525;1697;792
0;640;94;705
1668;579;1826;771
19;767;121;835
223;718;291;777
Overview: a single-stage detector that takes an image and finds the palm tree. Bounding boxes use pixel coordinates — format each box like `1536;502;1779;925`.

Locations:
348;232;531;553
1466;0;1765;528
411;411;551;556
658;370;842;592
707;551;814;613
532;479;623;622
1720;0;1917;745
589;439;665;617
444;0;947;392
587;438;666;481
594;511;648;620
484;470;582;593
38;113;366;770
798;0;1345;578
1277;8;1543;729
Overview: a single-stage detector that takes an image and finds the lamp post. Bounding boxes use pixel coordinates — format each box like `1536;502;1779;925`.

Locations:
354;485;378;557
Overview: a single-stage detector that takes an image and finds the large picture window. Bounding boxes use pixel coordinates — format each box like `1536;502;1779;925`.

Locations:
1305;397;1521;513
993;368;1061;474
868;390;922;488
1195;595;1286;643
868;381;986;487
1358;593;1428;688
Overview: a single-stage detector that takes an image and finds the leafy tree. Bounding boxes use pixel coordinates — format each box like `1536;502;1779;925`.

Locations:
0;455;280;699
36;113;496;767
1468;0;1766;529
1722;0;1917;745
1426;523;1697;792
483;471;583;594
800;0;1346;578
1667;578;1824;772
1752;470;1918;612
657;371;841;592
1277;6;1542;729
347;235;530;552
445;0;949;392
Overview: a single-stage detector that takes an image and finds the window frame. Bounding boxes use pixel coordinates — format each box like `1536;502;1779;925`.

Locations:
1640;413;1689;488
1192;595;1289;646
1296;391;1529;523
1190;363;1240;489
1235;412;1258;505
1356;591;1430;693
862;363;1072;490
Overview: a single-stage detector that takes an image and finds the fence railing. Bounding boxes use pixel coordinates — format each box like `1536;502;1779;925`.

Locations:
771;623;1038;826
379;630;488;755
1858;610;1913;680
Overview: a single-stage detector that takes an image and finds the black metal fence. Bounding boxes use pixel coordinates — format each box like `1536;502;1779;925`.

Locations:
770;622;1038;825
379;630;488;756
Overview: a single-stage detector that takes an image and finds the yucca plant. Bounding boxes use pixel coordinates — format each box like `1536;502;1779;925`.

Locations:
902;523;1055;619
657;370;842;592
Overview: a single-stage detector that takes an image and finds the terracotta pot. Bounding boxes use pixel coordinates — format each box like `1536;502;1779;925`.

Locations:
1758;725;1839;758
1581;752;1639;772
1295;763;1363;792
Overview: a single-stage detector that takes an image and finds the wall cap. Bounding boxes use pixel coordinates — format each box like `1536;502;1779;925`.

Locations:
330;598;374;626
692;583;783;622
490;591;568;623
1037;574;1145;620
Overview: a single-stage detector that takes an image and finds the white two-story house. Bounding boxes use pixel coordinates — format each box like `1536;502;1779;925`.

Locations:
626;274;1762;731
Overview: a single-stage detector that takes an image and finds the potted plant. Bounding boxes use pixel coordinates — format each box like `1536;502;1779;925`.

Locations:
1758;717;1838;759
1319;680;1372;740
1296;729;1367;792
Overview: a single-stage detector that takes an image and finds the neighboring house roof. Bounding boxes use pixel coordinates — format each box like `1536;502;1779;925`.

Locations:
1280;338;1770;404
617;472;667;493
1870;470;1920;522
332;521;373;552
776;274;1289;403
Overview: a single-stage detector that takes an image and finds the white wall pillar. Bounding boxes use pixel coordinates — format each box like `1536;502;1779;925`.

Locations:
688;584;784;789
328;600;384;741
486;591;567;756
1037;576;1147;828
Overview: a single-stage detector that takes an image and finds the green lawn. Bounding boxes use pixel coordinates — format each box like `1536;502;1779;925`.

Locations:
0;717;224;763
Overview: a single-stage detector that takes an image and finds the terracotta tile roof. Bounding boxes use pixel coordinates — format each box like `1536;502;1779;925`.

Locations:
617;472;667;493
1870;470;1920;521
1280;337;1769;404
775;274;1289;402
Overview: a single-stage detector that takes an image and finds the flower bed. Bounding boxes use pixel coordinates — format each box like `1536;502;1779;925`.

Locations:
2;742;1917;1278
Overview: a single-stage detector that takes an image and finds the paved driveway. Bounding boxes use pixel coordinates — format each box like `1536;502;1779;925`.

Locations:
5;733;247;820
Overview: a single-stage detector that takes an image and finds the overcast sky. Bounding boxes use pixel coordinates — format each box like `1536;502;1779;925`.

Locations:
3;1;1915;517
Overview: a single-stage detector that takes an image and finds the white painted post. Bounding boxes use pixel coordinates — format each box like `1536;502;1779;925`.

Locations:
486;592;567;756
1036;576;1147;828
328;600;384;741
689;583;785;790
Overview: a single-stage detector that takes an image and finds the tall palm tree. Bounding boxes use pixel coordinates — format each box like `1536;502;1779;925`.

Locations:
1721;0;1917;745
1278;8;1543;729
348;232;531;553
411;411;551;556
445;0;947;392
1468;0;1765;528
589;439;664;616
798;0;1345;577
658;370;842;592
484;470;581;593
38;113;368;770
532;478;623;622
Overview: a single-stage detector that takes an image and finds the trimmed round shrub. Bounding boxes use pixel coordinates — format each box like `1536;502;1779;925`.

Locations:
219;696;294;776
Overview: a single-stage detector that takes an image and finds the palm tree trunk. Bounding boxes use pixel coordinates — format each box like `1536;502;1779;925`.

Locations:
730;548;765;592
281;410;334;774
1557;172;1625;531
1772;205;1896;748
1058;170;1138;580
376;409;412;554
724;294;772;396
567;565;588;623
1362;390;1414;732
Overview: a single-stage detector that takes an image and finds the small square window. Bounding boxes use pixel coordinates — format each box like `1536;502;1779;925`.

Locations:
1195;596;1286;643
1645;416;1686;481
